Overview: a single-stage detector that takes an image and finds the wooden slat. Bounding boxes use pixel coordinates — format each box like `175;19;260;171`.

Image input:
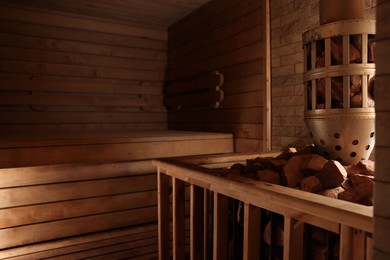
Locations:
220;91;264;108
0;32;166;61
48;238;157;260
0;60;165;81
168;123;263;140
0;191;157;228
0;137;233;167
0;92;162;107
0;0;210;29
213;192;229;260
169;42;264;81
0;122;167;135
169;108;263;124
243;203;261;260
0;175;156;208
166;87;224;109
0;19;166;50
166;71;223;96
190;185;204;260
0;160;155;188
169;0;261;49
0;4;167;40
0;111;166;124
173;177;186;260
157;171;170;260
0;224;157;259
0;78;163;95
283;218;304;260
0;206;157;249
169;8;262;62
169;24;263;70
6;231;158;260
0;46;166;71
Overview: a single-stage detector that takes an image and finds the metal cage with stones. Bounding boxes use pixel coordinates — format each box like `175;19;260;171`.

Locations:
302;20;376;165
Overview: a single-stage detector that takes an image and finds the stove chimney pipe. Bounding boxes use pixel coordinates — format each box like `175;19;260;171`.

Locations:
320;0;364;25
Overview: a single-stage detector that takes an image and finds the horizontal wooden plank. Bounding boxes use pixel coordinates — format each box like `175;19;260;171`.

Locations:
0;130;233;148
0;122;167;135
0;19;166;51
50;238;158;260
0;92;163;107
0;4;167;40
0;160;155;188
222;74;265;94
12;231;158;260
0;32;166;61
0;224;158;259
166;88;223;109
0;207;158;249
220;91;264;109
166;70;223;96
169;24;263;70
0;111;167;124
0;46;166;71
168;123;263;140
0;60;166;81
219;59;264;81
169;7;262;61
235;138;264;152
5;105;166;113
169;107;263;124
169;0;261;49
169;42;264;80
0;0;210;28
0;78;163;95
0;175;156;208
0;138;233;167
0;191;157;228
81;244;158;260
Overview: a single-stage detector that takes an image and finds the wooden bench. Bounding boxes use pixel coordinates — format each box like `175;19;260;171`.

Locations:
0;130;233;259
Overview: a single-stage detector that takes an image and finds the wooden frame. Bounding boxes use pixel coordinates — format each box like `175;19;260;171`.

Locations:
153;152;373;259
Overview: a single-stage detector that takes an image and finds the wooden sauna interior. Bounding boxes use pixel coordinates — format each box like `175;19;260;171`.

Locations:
0;0;267;258
1;0;389;259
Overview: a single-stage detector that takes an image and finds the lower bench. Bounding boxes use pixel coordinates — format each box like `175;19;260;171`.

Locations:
0;131;233;258
0;224;159;260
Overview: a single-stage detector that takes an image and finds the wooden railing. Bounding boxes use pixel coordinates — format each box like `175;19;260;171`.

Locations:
153;152;373;260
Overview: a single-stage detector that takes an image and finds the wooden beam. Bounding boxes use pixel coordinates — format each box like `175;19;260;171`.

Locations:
213;192;229;260
190;184;204;260
157;171;170;260
283;217;304;260
173;177;186;260
243;203;261;260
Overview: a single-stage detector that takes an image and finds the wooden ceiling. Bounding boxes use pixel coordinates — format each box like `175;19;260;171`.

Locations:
0;0;211;28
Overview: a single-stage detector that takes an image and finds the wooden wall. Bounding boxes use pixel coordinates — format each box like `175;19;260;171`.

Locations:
166;0;268;152
0;2;168;135
374;0;390;258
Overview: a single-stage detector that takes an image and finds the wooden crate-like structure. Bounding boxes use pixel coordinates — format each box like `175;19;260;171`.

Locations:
153;152;373;259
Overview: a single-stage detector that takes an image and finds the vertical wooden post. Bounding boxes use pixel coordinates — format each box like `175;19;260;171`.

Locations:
173;177;186;260
366;233;373;260
340;225;366;259
204;189;213;260
243;203;261;260
191;185;204;260
157;169;170;260
283;217;304;260
213;192;229;260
